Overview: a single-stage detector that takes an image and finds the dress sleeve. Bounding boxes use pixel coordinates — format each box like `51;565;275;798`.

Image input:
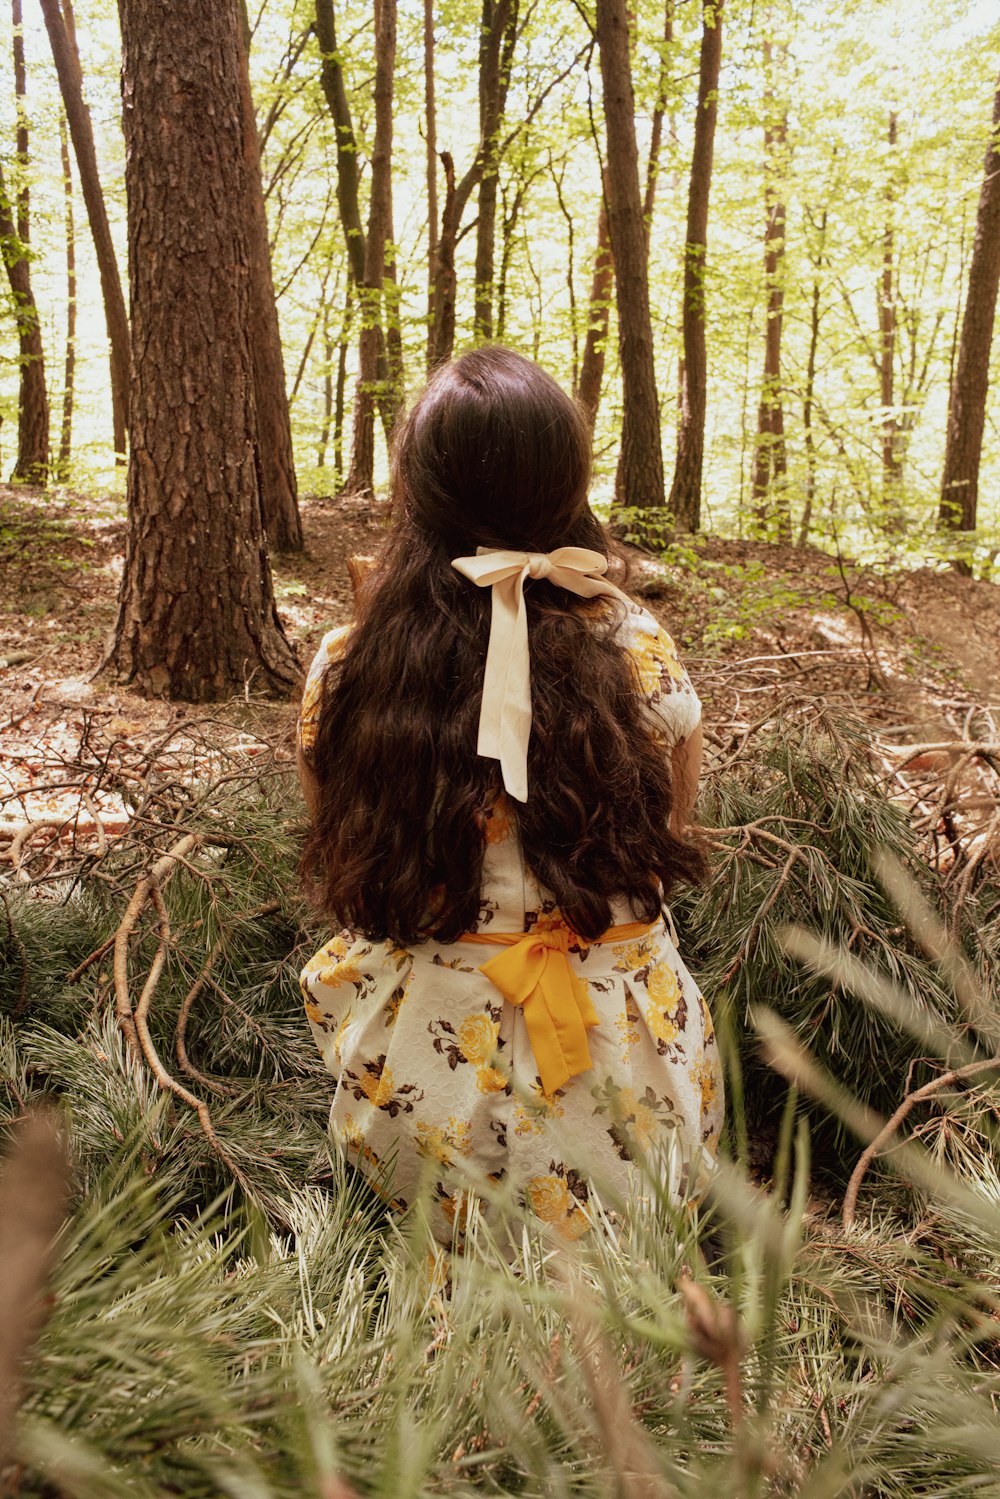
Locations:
297;624;352;762
620;607;702;745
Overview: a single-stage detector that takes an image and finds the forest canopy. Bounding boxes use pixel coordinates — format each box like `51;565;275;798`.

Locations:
1;0;998;574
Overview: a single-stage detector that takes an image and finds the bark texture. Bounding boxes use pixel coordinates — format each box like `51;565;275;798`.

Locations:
39;0;129;459
0;156;48;483
237;25;302;551
595;0;665;515
109;0;298;700
344;0;396;497
938;75;1000;538
668;0;723;532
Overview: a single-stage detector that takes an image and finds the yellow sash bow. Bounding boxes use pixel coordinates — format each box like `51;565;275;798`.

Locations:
458;918;658;1097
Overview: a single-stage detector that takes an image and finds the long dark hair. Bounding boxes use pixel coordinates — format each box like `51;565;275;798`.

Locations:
300;346;706;944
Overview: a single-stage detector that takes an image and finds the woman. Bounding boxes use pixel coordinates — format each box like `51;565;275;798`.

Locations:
297;347;722;1246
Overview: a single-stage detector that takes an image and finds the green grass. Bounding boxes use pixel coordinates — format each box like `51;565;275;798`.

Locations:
2;724;1000;1496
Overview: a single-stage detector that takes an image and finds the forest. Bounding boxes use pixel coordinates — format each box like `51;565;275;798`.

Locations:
2;0;1000;1494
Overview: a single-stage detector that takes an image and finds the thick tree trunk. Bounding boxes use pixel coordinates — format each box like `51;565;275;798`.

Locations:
595;0;664;518
107;0;297;700
577;175;614;433
38;0;128;460
235;27;302;551
668;0;723;532
0;170;48;484
5;0;48;482
751;40;789;538
938;76;1000;545
344;0;396;498
58;112;75;479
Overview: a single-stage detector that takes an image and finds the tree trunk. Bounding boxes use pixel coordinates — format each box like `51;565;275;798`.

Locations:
315;0;396;438
58;111;76;480
0;180;48;485
595;0;664;517
107;0;298;701
642;0;674;245
334;276;352;488
236;25;302;551
798;205;827;548
668;0;723;532
12;0;28;242
432;151;458;364
5;0;48;482
751;37;789;539
430;0;512;363
577;173;614;433
39;0;129;461
473;0;517;341
878;110;904;529
424;0;438;369
317;306;332;472
939;73;1000;545
383;192;405;418
549;162;578;389
344;0;396;498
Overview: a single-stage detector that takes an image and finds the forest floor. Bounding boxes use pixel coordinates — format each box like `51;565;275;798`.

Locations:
2;481;1000;840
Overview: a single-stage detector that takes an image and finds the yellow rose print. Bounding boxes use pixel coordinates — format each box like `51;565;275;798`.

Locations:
360;1065;396;1109
648;1006;679;1047
689;1057;719;1115
646;960;681;1013
527;1173;570;1223
476;1065;508;1094
315;957;362;989
457;1012;500;1066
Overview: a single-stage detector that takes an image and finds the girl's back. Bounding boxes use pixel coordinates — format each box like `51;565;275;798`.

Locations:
297;347;723;1244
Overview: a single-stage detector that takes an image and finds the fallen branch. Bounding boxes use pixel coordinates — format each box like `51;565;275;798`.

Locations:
114;833;200;1059
843;1054;1000;1229
132;881;251;1192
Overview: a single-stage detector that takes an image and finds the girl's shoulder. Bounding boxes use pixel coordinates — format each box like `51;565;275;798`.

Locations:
297;623;353;759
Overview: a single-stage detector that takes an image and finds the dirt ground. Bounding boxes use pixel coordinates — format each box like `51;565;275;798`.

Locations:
2;483;999;834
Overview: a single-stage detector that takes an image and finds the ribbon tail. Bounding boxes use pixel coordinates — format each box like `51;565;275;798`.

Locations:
536;950;596;1090
497;571;531;802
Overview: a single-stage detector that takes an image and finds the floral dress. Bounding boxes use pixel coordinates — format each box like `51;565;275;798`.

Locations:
298;601;723;1245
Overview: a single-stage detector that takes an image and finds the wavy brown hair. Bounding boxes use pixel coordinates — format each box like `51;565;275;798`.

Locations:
300;346;706;944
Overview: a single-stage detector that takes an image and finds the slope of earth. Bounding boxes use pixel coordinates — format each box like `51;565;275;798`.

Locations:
1;485;998;858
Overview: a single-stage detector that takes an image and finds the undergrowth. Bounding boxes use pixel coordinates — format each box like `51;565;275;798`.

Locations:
1;720;999;1496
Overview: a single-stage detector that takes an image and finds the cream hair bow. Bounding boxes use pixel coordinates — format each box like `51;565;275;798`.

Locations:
451;546;632;803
